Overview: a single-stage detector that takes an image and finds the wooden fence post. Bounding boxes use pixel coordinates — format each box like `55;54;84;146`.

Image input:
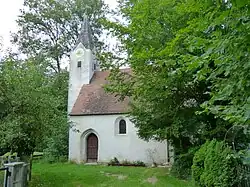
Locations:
4;162;26;187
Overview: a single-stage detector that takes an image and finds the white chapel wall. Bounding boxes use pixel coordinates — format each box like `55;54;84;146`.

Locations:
68;114;167;164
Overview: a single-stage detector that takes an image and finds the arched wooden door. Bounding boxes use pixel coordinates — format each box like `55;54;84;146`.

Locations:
87;133;98;162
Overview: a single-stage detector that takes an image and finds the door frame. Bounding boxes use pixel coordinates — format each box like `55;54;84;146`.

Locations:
81;129;99;162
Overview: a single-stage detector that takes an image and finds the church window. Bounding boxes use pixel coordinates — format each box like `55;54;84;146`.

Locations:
119;119;126;134
77;61;81;67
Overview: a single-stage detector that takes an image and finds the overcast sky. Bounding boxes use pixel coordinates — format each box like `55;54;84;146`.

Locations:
0;0;118;50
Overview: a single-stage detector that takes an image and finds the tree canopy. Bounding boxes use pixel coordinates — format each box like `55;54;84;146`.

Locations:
0;0;111;158
12;0;108;73
0;57;67;157
105;0;250;154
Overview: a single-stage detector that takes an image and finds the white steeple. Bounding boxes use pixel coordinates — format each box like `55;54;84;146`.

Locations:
68;15;97;114
75;15;94;50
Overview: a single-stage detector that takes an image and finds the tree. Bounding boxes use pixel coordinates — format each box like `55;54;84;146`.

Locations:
9;0;109;160
12;0;108;73
172;0;250;126
105;0;250;156
104;0;250;179
0;57;67;158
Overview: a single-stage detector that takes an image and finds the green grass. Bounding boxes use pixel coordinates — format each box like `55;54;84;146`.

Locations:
29;162;194;187
0;171;4;187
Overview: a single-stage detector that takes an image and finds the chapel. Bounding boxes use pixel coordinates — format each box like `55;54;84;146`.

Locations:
68;16;169;164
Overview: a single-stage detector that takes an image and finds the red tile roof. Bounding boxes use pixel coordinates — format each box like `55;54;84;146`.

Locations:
70;69;130;116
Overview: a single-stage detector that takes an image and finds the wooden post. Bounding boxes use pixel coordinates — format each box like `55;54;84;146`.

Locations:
4;162;25;187
7;156;11;164
166;140;170;163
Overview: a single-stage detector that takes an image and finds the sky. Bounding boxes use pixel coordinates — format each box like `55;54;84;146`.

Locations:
0;0;118;51
0;0;23;50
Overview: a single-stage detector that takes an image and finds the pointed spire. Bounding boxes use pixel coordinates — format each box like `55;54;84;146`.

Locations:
76;14;94;50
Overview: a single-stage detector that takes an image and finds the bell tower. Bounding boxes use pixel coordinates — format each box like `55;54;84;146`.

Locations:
68;15;98;114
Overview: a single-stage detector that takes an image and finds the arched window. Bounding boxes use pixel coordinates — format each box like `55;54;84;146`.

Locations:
119;119;126;134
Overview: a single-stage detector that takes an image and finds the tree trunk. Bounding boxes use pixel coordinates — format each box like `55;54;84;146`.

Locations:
56;57;61;73
20;153;33;181
29;154;33;181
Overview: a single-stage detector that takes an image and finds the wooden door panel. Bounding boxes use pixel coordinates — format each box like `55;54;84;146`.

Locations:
87;133;98;162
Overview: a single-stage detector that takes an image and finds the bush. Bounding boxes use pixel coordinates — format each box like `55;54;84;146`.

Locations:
170;147;197;179
0;147;10;156
170;152;193;179
108;157;146;167
242;149;250;165
133;160;146;167
42;121;68;163
108;157;120;166
42;136;68;163
192;140;243;187
121;159;131;165
191;141;209;184
121;160;146;167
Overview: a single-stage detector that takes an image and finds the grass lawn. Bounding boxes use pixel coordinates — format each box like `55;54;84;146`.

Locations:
29;162;194;187
0;171;4;187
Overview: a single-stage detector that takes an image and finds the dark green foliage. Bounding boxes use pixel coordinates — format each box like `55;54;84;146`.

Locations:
43;120;68;163
41;71;69;160
192;140;244;187
108;157;146;167
105;0;249;167
120;160;146;167
105;0;231;159
242;149;250;165
191;141;210;185
132;160;146;167
171;155;192;180
0;57;68;160
171;148;198;179
105;2;250;180
108;157;120;165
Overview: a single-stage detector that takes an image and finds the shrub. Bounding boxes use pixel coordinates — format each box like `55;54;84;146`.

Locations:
108;157;120;166
171;147;197;179
121;159;131;165
191;141;210;185
108;158;146;167
192;140;243;187
170;153;193;179
133;160;146;167
0;147;10;156
42;127;68;163
122;160;146;167
41;152;56;163
242;149;250;165
58;155;68;163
